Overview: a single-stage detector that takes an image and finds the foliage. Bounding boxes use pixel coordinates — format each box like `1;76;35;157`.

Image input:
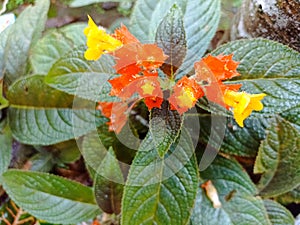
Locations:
0;0;299;224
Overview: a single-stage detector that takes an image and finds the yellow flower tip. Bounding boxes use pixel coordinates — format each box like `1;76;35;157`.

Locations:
141;82;155;95
177;88;196;108
84;15;123;60
224;90;266;127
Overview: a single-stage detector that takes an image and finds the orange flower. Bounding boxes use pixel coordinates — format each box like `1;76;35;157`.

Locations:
112;24;140;44
194;54;242;108
113;43;168;76
169;77;204;114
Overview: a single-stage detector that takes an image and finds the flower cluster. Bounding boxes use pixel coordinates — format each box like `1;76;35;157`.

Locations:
84;16;266;133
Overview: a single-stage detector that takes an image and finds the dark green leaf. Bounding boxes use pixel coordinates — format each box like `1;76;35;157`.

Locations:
150;101;182;157
30;23;86;75
199;39;300;157
0;122;12;177
121;129;198;225
30;152;54;172
264;200;294;225
190;156;270;225
254;117;300;197
55;140;81;163
0;0;50;84
1;170;100;224
94;148;124;214
130;0;220;74
276;185;300;204
8;75;106;145
155;5;186;77
45;46;116;102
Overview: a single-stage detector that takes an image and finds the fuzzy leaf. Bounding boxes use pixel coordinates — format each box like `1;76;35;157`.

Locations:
254;117;300;197
7;75;106;145
190;156;270;225
0;0;50;84
0;122;12;177
45;46;116;102
30;23;86;74
121;129;198;225
264;200;294;225
155;5;186;76
0;170;100;224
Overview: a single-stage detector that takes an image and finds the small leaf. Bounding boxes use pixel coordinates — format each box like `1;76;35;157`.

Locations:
30;23;86;75
264;199;294;225
1;170;100;224
30;152;54;172
0;122;12;177
94;148;124;214
155;5;186;77
149;101;182;157
45;46;116;102
190;156;271;225
0;0;50;84
7;75;106;145
121;129;198;225
254;117;300;197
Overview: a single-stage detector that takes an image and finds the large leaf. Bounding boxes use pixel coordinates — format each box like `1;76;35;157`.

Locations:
190;156;271;225
94;148;124;214
0;121;12;177
0;170;100;224
199;39;300;157
121;129;198;225
130;0;220;74
0;0;50;84
263;200;294;225
45;46;116;102
254;117;300;197
155;5;186;77
277;185;300;204
30;23;86;75
149;101;182;157
8;75;105;145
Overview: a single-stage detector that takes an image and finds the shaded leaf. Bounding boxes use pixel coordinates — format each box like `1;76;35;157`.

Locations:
7;75;106;145
0;0;50;84
276;185;300;204
190;156;270;225
150;101;182;157
254;117;300;197
264;199;294;225
155;5;186;76
121;129;198;225
0;122;12;177
94;148;124;214
30;23;86;74
1;170;100;224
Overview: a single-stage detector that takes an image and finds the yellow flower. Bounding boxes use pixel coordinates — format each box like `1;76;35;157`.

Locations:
224;90;266;127
84;15;122;60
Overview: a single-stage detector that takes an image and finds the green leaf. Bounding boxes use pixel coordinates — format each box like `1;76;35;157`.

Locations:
0;0;50;84
30;23;86;75
45;46;116;102
121;129;198;225
130;0;220;75
7;75;105;145
276;185;300;204
190;156;271;225
254;117;300;197
55;140;81;163
1;170;100;224
199;39;300;157
0;122;12;177
94;148;124;214
30;152;54;172
263;200;294;225
155;5;186;77
149;101;182;157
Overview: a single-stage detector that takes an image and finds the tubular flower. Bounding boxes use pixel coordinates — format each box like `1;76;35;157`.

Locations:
224;90;266;127
194;54;242;107
169;76;204;114
84;15;122;60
